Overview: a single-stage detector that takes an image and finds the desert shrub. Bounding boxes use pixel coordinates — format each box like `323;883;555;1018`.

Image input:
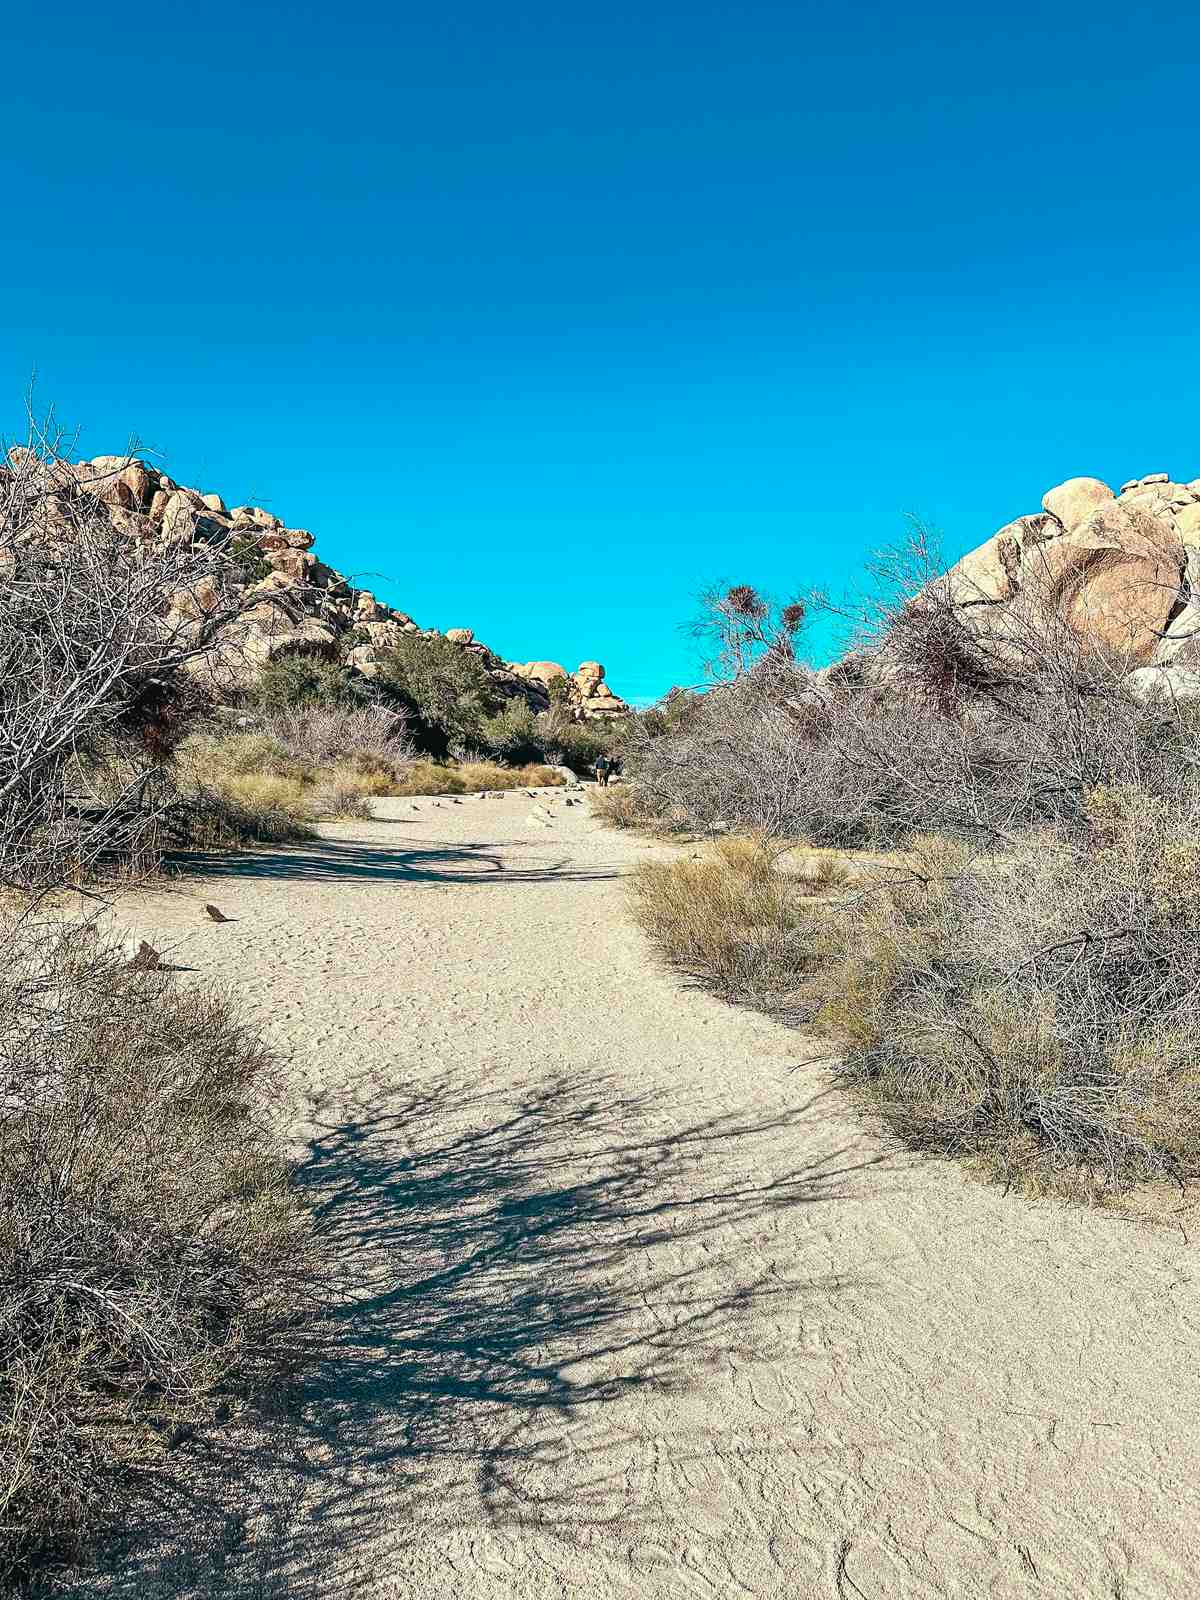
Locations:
375;634;502;751
0;920;318;1583
479;701;543;764
260;704;414;772
620;550;1198;852
172;718;412;835
589;782;685;833
0;430;252;895
388;760;566;796
181;783;315;847
177;730;307;782
250;655;369;714
542;714;624;773
628;836;828;1011
621;546;1200;1205
308;772;375;820
821;803;1200;1197
226;531;272;585
171;735;316;844
632;796;1200;1199
477;698;628;774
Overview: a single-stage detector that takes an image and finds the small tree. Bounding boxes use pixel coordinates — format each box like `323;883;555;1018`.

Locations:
375;633;502;752
252;653;368;712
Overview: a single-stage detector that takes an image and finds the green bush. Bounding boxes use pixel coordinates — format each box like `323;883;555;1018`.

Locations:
251;655;368;713
375;634;502;750
480;701;543;764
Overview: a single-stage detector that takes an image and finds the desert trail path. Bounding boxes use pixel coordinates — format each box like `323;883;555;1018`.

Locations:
94;791;1199;1599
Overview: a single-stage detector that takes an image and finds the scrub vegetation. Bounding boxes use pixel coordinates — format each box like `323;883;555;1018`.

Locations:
606;539;1200;1202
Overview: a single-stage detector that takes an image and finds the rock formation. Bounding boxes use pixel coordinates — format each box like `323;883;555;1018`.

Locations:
936;471;1200;701
5;449;630;720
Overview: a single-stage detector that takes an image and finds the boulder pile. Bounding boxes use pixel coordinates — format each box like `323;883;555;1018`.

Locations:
7;449;630;720
933;471;1200;703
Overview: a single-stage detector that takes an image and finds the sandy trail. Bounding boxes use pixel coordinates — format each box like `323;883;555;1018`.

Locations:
87;791;1199;1599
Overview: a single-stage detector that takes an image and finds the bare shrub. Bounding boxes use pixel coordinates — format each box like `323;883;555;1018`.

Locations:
260;704;415;772
0;919;318;1583
622;542;1192;851
308;772;375;820
590;784;660;831
823;802;1200;1196
0;423;257;896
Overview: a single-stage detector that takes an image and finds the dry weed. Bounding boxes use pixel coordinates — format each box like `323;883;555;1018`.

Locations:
0;920;320;1583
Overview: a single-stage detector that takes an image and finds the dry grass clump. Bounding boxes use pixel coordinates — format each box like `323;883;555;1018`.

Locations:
260;704;415;772
308;772;375;821
174;725;420;834
631;812;1200;1202
0;919;319;1584
628;836;830;1011
460;760;564;792
177;732;566;820
390;760;566;796
589;782;693;835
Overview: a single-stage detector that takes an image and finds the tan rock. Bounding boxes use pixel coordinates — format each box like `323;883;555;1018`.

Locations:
1020;503;1184;664
267;548;320;583
201;492;226;514
347;645;381;676
119;463;152;507
944;527;1023;604
1042;476;1114;532
446;627;474;644
1125;665;1200;704
363;620;403;645
1141;473;1170;485
244;618;339;666
160;491;197;541
1175;504;1200;540
517;660;568;682
170;577;221;619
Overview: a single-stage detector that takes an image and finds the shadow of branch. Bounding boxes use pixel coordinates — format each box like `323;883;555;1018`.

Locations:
92;1073;884;1598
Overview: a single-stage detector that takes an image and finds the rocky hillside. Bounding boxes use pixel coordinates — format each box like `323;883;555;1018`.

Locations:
936;470;1200;700
13;448;629;720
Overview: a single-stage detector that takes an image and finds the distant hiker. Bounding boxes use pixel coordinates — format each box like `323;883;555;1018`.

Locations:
594;754;611;787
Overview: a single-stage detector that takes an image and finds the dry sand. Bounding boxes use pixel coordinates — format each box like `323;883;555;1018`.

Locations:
83;790;1199;1598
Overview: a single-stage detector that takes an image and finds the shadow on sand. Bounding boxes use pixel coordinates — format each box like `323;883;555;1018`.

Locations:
86;1073;884;1598
163;836;622;889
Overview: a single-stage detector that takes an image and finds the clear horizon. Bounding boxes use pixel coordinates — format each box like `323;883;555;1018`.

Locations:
3;0;1199;704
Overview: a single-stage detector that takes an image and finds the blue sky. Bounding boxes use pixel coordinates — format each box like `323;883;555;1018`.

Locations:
2;1;1199;702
